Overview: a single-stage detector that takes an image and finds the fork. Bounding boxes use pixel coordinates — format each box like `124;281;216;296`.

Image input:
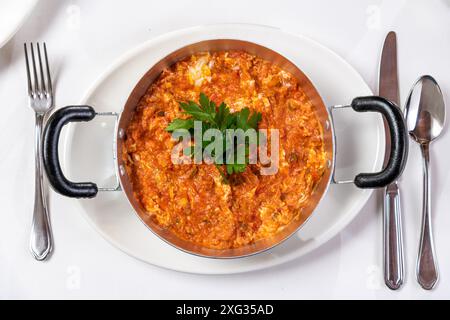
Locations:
25;42;54;261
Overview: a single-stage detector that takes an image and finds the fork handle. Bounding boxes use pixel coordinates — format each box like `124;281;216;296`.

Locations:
30;113;53;261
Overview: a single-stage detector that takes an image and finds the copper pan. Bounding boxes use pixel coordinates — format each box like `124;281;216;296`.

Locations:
42;39;407;258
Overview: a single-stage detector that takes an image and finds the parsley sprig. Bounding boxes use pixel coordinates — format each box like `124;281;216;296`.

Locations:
166;93;262;181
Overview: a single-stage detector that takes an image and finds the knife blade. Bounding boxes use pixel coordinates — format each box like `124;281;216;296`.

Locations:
379;31;405;290
380;32;400;107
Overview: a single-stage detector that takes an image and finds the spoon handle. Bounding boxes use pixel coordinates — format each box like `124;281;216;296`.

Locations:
417;143;438;290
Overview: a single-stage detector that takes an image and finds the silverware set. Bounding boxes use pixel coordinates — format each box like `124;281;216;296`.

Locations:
24;42;54;261
379;32;446;290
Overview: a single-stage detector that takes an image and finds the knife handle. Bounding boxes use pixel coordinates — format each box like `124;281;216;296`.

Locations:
383;183;404;290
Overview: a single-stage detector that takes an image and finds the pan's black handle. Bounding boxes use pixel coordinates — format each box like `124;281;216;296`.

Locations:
351;96;408;188
43;106;98;198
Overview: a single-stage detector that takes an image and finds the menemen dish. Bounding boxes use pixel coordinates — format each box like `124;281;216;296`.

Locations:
122;51;326;249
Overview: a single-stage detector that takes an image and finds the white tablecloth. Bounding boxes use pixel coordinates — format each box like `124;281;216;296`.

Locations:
0;0;449;299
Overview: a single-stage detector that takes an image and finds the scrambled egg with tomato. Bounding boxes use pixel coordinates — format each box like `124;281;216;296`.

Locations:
122;51;327;249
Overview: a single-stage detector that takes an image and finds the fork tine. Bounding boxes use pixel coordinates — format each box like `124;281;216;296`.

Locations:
37;43;46;94
30;43;39;95
43;43;52;97
24;44;32;95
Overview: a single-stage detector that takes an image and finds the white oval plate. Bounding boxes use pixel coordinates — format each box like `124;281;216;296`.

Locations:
0;0;38;48
62;24;384;274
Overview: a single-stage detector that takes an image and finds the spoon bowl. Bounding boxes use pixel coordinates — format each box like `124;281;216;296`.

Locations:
406;75;445;144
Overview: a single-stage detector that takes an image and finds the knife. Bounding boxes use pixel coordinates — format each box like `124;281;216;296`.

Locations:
379;31;405;290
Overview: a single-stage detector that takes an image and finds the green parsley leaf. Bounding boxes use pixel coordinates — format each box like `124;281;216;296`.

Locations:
166;93;262;182
165;118;194;132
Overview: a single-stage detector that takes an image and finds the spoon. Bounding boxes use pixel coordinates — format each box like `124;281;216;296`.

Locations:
405;75;446;290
